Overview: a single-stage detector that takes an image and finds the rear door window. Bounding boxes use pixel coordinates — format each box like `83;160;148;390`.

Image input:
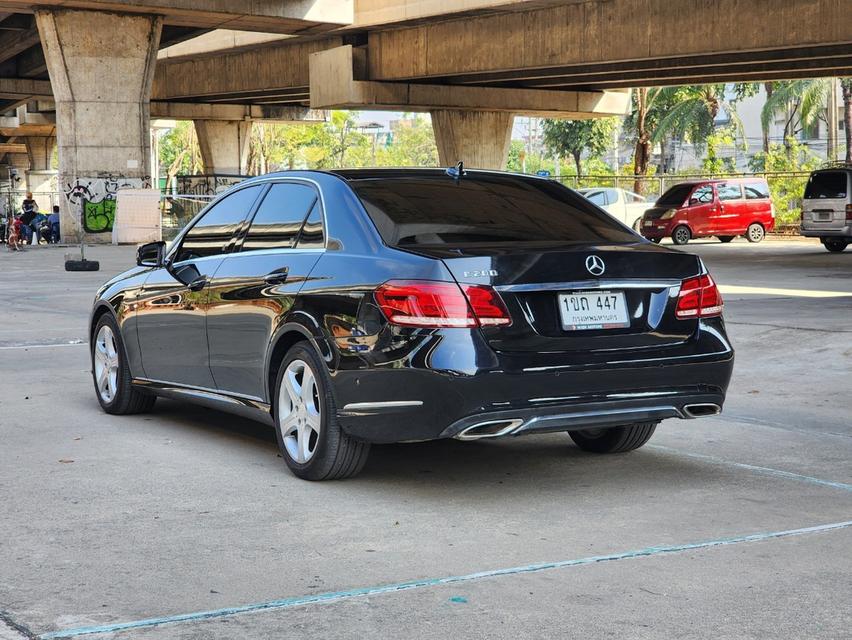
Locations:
295;201;325;249
174;185;264;262
352;176;636;246
744;182;770;199
804;172;848;199
242;183;318;251
717;184;743;201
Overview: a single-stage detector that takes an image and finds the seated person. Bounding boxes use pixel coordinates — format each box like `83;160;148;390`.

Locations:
48;206;60;243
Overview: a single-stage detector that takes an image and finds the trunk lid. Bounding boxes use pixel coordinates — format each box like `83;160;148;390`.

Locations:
417;242;702;353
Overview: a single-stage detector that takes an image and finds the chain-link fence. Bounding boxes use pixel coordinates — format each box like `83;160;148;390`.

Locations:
160;194;215;241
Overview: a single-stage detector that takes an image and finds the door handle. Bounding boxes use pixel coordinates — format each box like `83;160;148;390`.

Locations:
188;276;207;292
264;268;289;285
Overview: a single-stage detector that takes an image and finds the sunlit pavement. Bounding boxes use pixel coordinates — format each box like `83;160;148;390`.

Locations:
1;239;850;639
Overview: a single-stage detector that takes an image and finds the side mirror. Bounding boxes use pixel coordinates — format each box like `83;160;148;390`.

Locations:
137;241;165;268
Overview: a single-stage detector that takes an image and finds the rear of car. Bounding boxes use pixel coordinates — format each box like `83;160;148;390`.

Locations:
800;168;852;252
338;172;733;443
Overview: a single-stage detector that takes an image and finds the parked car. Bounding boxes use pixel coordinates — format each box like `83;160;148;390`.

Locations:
577;187;652;230
90;169;734;480
800;165;851;252
641;178;775;245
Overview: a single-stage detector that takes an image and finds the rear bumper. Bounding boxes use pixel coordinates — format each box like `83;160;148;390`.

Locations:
640;221;672;238
801;224;852;238
333;321;734;444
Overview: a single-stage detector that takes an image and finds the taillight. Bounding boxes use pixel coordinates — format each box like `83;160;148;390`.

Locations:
675;274;723;319
846;204;852;222
374;280;511;328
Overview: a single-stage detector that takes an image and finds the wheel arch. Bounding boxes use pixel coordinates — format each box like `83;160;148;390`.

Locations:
265;322;333;406
89;301;119;342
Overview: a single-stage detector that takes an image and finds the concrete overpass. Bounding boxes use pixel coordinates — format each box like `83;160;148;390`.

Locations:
0;0;849;240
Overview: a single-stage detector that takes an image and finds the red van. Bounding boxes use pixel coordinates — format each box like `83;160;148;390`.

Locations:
641;178;775;245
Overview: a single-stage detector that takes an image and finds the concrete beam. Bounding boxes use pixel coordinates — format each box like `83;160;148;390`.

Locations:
150;101;326;122
352;0;570;28
0;16;39;65
0;1;353;33
153;36;341;103
0;77;52;99
309;46;630;117
366;0;852;82
0;141;26;153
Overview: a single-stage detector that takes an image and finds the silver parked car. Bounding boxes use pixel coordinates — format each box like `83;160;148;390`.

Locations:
578;187;652;231
800;165;851;252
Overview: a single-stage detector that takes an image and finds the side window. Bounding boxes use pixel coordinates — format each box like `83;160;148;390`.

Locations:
174;185;264;263
718;184;743;201
744;182;770;199
691;185;714;204
585;191;606;206
296;201;325;249
242;183;317;251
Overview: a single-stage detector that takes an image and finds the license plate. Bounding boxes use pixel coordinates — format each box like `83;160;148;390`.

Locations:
644;220;653;227
558;291;630;331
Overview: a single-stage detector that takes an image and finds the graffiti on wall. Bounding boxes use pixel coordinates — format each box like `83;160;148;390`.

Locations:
175;174;245;196
65;176;151;233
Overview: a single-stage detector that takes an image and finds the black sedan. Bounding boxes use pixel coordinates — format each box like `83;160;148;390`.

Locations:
90;169;734;480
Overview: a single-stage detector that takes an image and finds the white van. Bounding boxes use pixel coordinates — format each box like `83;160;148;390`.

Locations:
801;166;851;252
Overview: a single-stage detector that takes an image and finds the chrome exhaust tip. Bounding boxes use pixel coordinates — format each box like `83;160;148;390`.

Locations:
456;418;524;441
682;403;722;419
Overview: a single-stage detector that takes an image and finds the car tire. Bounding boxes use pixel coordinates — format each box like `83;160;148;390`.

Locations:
745;223;765;243
569;422;658;454
273;343;370;480
91;314;156;415
718;236;735;243
822;238;849;253
671;225;691;245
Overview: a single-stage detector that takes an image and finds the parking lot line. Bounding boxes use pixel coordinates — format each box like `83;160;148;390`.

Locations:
37;520;852;639
648;445;852;493
0;342;85;351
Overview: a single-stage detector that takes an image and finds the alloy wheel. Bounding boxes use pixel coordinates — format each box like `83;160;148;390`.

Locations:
747;224;764;243
278;359;322;464
94;325;120;403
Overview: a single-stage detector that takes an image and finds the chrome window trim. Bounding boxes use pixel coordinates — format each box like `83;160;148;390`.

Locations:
166;176;330;263
341;401;423;411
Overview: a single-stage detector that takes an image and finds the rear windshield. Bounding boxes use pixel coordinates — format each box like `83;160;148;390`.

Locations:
804;172;848;199
656;184;695;207
350;176;637;246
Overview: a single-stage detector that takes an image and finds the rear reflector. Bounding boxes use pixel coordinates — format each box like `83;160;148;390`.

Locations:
676;274;723;319
375;280;511;328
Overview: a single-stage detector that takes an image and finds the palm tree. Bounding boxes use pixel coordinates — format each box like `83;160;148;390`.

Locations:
760;79;832;148
651;84;746;168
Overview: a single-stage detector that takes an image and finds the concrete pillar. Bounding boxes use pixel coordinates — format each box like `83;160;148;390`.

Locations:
24;136;57;212
430;110;514;170
36;9;162;241
194;120;251;176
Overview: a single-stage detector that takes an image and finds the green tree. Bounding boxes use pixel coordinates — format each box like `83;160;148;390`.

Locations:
159;121;202;184
748;138;822;224
541;117;618;177
376;114;438;167
652;84;746;160
760;79;831;148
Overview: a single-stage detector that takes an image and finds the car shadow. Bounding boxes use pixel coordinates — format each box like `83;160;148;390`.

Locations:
141;399;731;497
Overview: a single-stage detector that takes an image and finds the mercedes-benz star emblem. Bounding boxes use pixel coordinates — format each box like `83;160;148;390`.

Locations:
585;255;606;276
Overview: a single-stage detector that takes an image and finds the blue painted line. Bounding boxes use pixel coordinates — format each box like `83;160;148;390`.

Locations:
39;519;852;639
648;445;852;493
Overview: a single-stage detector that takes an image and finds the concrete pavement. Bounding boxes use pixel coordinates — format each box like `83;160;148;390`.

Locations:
0;239;850;638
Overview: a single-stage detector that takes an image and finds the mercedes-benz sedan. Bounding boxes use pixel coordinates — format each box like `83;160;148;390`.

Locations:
90;169;734;480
